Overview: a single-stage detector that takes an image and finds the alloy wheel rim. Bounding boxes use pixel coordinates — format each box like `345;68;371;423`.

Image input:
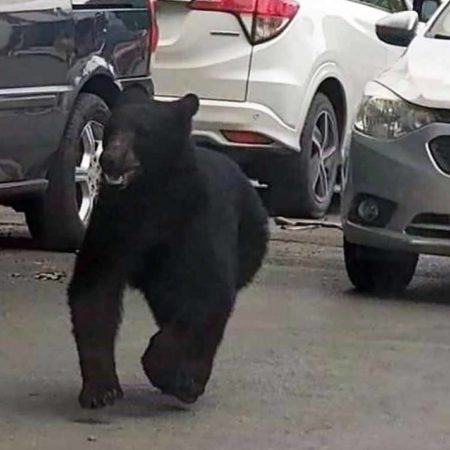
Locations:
310;110;338;203
75;121;104;225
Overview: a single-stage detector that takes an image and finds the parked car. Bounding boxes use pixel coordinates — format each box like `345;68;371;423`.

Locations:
0;0;158;250
153;0;422;219
342;2;450;294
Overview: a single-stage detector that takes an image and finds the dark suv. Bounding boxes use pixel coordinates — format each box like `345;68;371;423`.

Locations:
0;0;157;250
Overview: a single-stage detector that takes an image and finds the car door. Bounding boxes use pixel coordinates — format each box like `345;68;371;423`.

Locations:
0;0;73;183
152;0;253;101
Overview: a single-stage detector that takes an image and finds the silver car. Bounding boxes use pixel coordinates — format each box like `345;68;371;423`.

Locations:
342;3;450;294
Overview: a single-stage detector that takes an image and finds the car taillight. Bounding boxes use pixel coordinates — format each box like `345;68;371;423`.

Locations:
222;130;274;144
254;0;299;42
148;0;159;52
189;0;299;44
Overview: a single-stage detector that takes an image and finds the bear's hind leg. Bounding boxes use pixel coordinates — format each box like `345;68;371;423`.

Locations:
140;212;239;404
142;291;234;404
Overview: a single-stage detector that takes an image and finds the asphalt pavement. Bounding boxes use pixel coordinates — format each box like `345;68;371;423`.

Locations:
1;208;450;450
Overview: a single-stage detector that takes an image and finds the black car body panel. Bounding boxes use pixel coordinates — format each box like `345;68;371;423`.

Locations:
0;0;153;187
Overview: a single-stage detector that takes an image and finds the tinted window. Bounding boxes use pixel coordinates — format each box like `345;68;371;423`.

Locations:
355;0;408;12
428;2;450;37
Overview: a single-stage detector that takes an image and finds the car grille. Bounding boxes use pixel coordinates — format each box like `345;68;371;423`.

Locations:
406;213;450;239
429;136;450;175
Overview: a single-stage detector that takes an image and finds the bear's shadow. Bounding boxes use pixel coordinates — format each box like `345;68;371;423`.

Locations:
1;378;201;424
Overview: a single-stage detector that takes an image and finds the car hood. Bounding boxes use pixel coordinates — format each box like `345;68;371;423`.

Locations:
377;37;450;110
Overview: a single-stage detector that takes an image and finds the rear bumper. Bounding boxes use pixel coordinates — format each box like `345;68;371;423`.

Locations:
120;75;154;96
154;96;300;152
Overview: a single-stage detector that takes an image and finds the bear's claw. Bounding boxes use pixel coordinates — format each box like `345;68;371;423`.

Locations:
79;382;124;409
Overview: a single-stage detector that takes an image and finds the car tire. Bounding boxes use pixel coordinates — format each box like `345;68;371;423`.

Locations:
25;93;109;251
344;238;419;294
268;93;340;218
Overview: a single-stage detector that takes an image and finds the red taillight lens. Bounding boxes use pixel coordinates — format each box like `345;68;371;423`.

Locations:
148;0;159;52
189;0;298;44
151;23;159;52
254;0;298;43
190;0;256;14
222;130;274;145
256;0;298;17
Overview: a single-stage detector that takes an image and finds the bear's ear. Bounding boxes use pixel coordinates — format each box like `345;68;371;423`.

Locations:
115;87;150;109
180;93;200;118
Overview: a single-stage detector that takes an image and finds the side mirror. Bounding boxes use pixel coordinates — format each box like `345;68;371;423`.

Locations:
418;0;440;22
376;11;419;47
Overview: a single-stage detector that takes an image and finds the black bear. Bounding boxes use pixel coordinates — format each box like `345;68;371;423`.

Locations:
67;89;269;409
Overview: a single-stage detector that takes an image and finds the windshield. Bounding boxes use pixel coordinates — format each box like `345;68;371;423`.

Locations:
429;2;450;38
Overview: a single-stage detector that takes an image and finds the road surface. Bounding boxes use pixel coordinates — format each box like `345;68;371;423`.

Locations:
1;209;450;450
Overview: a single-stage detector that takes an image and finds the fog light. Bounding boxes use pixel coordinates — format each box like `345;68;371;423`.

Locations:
349;194;396;228
357;198;380;223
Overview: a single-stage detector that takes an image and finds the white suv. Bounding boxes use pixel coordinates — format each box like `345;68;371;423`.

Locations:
153;0;423;218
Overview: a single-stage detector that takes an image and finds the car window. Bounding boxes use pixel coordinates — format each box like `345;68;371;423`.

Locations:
421;0;440;20
354;0;409;12
428;2;450;37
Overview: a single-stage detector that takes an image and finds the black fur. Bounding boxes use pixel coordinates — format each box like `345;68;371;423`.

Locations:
67;89;269;408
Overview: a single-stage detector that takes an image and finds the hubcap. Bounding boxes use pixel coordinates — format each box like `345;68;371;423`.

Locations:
75;121;104;225
310;111;338;203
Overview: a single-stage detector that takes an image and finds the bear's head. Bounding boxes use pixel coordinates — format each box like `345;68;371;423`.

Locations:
100;88;199;188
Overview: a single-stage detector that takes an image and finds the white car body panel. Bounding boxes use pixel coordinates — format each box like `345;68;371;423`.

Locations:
245;0;405;147
153;5;252;101
377;38;450;110
377;1;450;110
153;0;409;152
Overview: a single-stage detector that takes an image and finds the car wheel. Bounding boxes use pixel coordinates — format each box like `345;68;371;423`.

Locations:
344;238;419;294
25;93;109;251
268;93;340;218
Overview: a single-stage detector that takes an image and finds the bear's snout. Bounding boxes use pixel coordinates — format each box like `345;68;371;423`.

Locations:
100;132;140;186
100;151;121;178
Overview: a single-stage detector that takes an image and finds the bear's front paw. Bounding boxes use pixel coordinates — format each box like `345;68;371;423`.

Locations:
142;330;212;404
79;380;124;409
146;362;205;404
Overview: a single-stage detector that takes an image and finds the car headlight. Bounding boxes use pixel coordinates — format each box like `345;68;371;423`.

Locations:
354;82;437;140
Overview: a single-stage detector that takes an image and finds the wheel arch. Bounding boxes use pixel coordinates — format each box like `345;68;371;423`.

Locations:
297;61;350;145
76;74;153;110
316;78;347;146
79;74;121;109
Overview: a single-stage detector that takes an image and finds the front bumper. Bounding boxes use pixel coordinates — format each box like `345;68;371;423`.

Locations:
154;96;299;152
342;123;450;257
